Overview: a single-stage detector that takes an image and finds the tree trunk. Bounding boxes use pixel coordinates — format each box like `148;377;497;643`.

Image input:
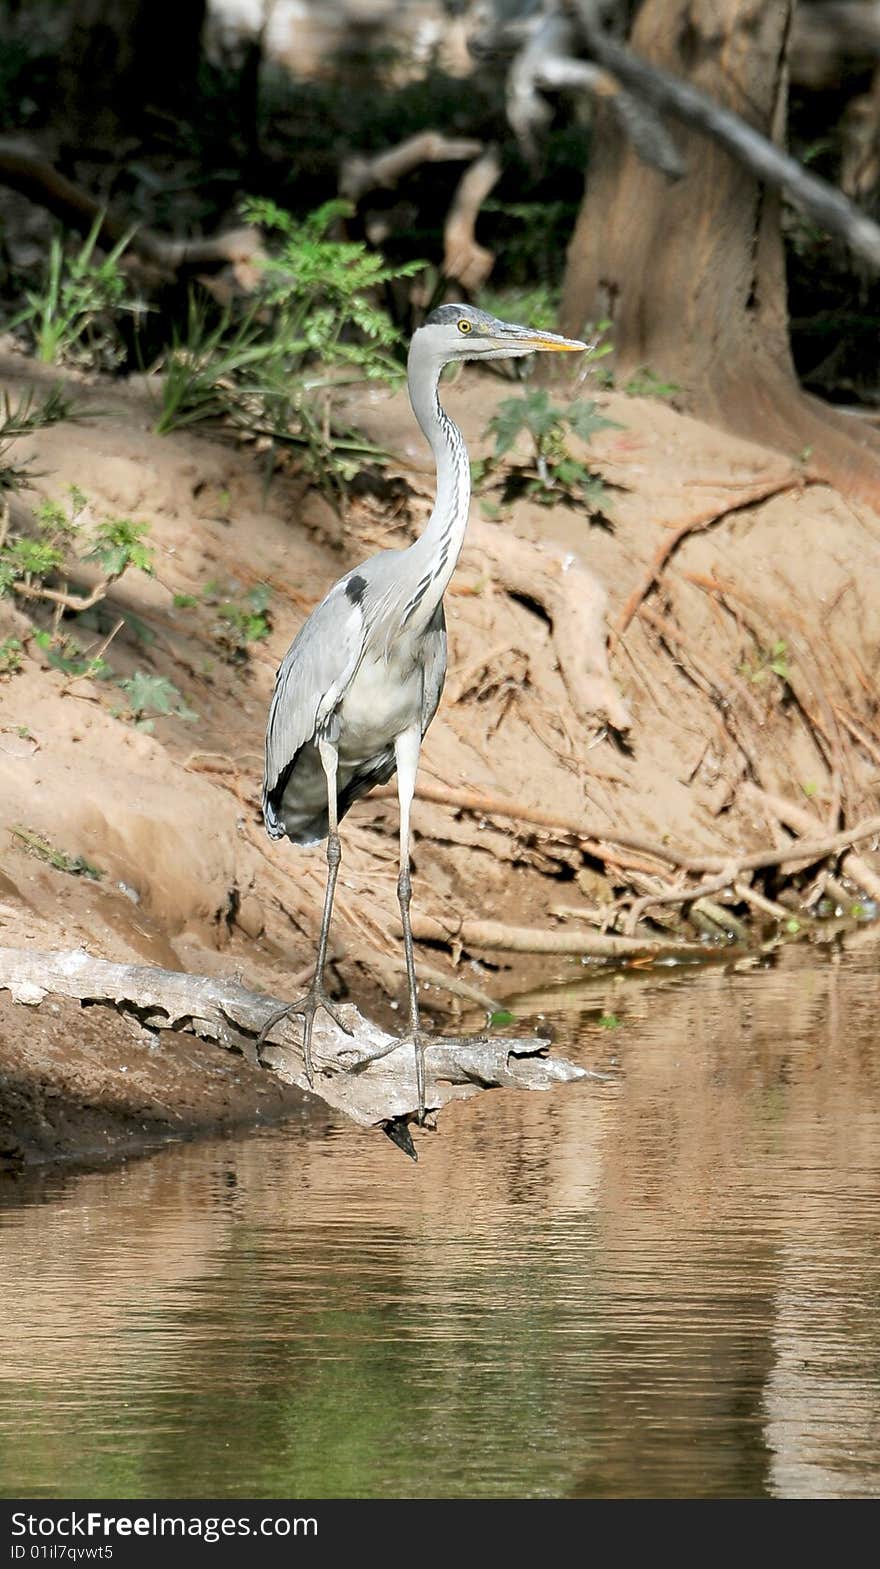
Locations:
60;0;207;145
559;0;880;508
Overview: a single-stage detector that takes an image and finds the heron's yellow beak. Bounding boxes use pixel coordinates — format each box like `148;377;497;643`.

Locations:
522;329;587;353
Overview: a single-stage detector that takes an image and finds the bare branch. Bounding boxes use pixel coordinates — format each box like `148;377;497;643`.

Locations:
0;137;265;284
612;473;803;643
379;777;880;881
571;0;880;270
742;785;880;902
339;130;485;201
506;7;684;176
443;146;503;290
407;911;712;959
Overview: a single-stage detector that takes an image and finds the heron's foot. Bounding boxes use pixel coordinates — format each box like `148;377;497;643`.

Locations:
340;1025;429;1124
256;982;353;1088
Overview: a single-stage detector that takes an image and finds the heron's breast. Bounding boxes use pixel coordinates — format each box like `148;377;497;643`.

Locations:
336;650;422;762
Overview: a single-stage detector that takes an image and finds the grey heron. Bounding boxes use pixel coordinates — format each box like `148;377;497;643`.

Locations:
258;302;585;1120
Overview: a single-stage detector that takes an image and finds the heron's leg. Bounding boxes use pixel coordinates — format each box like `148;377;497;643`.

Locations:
257;737;352;1085
394;723;426;1122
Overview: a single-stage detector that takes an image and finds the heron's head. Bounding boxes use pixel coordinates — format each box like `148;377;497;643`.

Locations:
416;302;586;364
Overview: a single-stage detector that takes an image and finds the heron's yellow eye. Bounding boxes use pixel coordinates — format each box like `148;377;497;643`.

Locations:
457;319;472;334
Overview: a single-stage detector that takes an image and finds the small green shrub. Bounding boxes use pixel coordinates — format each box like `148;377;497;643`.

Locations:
622;366;679;400
0;636;23;677
477;388;618;511
11;826;103;880
0;488;154;610
0;387;85;499
208;582;272;663
154;199;422;494
116;671;198;730
740;640;791;685
7;214;139;368
174;579;273;665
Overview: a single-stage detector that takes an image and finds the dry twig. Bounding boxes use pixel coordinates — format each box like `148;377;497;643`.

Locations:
612;474;801;642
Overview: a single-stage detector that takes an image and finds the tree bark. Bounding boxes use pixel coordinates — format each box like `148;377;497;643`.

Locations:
560;0;880;508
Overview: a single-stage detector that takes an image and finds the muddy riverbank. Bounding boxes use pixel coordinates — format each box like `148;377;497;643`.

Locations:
1;345;878;1165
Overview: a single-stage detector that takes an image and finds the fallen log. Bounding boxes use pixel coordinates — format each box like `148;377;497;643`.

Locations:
0;136;265;287
0;946;590;1161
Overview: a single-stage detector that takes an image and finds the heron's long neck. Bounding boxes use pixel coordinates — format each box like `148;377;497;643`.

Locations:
400;342;471;630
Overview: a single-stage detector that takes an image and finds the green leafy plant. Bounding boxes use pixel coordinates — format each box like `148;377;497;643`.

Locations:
0;636;22;677
205;581;272;664
32;628;111;682
154;199;422;494
7;213;138;367
477;388;618;510
1;488;154;612
11;825;103;880
740;639;791;685
623;366;679;400
117;671;197;730
86;517;154;579
153;292;280;436
1;487;159;698
171;578;272;665
0;387;84;499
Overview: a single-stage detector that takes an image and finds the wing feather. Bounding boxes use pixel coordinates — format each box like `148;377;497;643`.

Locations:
262;583;365;832
420;600;448;735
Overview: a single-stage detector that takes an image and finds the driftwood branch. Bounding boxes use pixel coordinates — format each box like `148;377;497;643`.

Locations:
0;947;587;1155
443;145;504;290
0;137;264;284
339;130;485;201
571;0;880;271
12;575;112;614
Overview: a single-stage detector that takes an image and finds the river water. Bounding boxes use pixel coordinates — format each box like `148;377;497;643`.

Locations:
2;933;879;1499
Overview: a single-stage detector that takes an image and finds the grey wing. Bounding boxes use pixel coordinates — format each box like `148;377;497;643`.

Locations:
262;582;365;836
420;600;448;736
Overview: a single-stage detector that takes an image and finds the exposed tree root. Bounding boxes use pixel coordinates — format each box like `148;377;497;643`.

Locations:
406;911;713;959
742;784;880;902
379;777;880;889
469;519;632;729
613;473;803;641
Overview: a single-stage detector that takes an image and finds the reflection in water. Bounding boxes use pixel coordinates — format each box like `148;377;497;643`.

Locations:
1;937;879;1499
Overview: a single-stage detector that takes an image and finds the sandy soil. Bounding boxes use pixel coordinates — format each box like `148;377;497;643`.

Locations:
1;346;878;1165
